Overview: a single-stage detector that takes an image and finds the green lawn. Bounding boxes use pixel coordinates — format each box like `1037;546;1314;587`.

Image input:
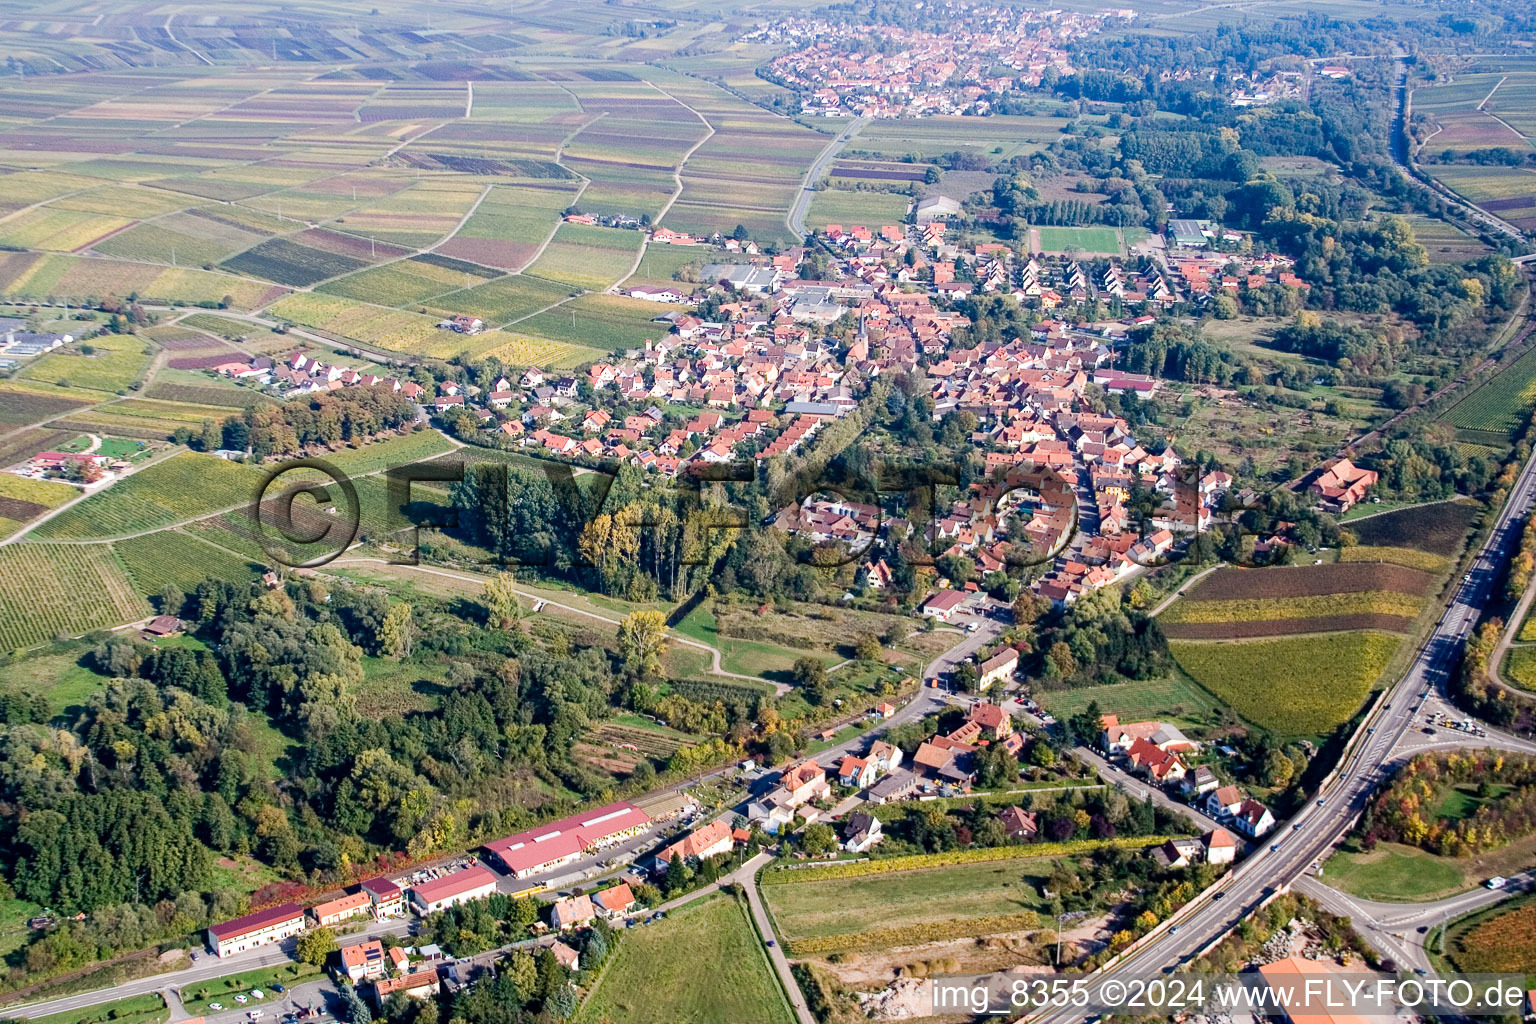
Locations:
673;603;831;682
179;962;321;1017
763;857;1050;943
1036;673;1229;732
1318;842;1469;902
576;895;794;1024
31;992;168;1024
806;188;911;230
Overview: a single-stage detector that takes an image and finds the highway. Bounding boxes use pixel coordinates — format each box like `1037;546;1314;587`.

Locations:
1032;420;1536;1023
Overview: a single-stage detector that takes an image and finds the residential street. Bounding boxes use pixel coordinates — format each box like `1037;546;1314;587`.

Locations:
1070;746;1233;838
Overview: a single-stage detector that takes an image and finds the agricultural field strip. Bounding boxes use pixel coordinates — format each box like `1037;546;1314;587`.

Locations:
10;442;435;547
321;107;602;329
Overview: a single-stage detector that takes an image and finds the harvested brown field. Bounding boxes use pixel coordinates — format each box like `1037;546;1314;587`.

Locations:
1185;562;1437;602
436;238;540;270
169;354;241;370
1348;500;1479;556
0;496;47;520
0;390;93;426
293;227;409;261
1162;612;1417;639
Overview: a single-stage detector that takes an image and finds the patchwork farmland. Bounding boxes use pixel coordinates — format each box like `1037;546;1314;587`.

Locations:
1160;562;1437;640
0;57;830;369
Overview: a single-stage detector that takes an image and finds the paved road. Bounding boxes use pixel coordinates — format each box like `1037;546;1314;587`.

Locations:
1070;747;1232;838
7;914;413;1021
1295;870;1536;972
737;854;817;1024
1031;400;1536;1023
786;117;869;238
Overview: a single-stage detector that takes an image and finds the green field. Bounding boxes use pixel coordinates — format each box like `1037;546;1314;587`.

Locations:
513;293;666;352
763;857;1049;945
0;542;148;650
525;223;646;291
31;452;266;540
806;188;911;230
17;334;153;394
1170;631;1398;737
575;895;794;1024
1503;645;1536;692
1442;345;1536;437
1036;673;1230;732
852;113;1073;160
319;429;458;476
1318;842;1469;902
114;529;264;594
424;273;574;325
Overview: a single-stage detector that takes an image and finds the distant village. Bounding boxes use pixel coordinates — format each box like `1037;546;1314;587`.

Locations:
748;4;1132;117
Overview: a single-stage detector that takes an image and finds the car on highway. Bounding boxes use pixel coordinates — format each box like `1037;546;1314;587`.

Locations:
1169;926;1180;934
1317;798;1326;806
1212;892;1226;901
1271;843;1282;852
1292;822;1302;830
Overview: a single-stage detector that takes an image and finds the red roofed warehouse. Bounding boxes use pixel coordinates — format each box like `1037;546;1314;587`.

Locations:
408;865;497;914
484;801;651;878
207;902;306;958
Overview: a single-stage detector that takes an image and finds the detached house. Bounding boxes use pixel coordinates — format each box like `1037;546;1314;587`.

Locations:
842;811;883;853
653;819;733;870
747;761;832;831
977;648;1019;691
1310;457;1378;512
550;894;597;931
838;756;875;789
998;806;1038;840
1125;736;1187;785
